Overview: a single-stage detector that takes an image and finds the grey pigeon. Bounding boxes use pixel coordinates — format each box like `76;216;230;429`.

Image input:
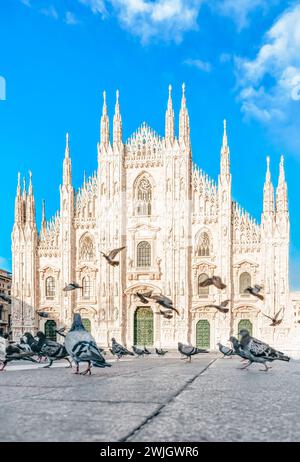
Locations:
37;311;50;318
238;329;290;371
143;346;151;355
244;284;264;300
101;247;126;267
150;294;180;315
111;338;134;359
262;308;284;326
0;292;11;303
204;300;230;313
132;345;145;357
0;334;37;371
230;336;250;368
217;342;235;358
155;348;168;356
178;342;209;362
136;291;152;304
64;313;111;375
63;282;83;292
198;275;226;290
35;332;71;368
155;309;173;319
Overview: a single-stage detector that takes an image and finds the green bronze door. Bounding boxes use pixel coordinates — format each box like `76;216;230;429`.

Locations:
196;320;210;349
134;306;154;346
44;320;57;341
82;318;91;333
238;319;253;336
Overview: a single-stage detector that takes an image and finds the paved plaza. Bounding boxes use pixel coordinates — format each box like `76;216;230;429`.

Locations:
0;353;299;442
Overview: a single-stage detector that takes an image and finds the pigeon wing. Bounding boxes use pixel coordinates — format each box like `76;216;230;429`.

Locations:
108;247;126;260
198;277;212;287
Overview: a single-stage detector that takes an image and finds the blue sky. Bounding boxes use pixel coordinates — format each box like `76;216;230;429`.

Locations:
1;0;300;288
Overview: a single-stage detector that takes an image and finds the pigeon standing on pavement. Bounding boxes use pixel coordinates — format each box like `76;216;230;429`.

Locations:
64;313;111;375
217;342;235;358
0;334;37;371
155;348;168;356
239;329;290;372
132;345;145;357
178;342;209;362
143;346;151;355
244;284;264;300
230;336;250;368
198;276;226;290
111;338;134;360
35;332;72;368
100;247;126;267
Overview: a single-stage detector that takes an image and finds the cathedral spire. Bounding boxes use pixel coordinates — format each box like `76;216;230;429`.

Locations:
63;132;72;186
263;156;275;214
14;172;23;225
41;199;46;235
179;83;190;147
26;171;36;226
100;90;110;149
113;89;122;146
165;84;174;145
276;155;288;213
220;119;230;176
22;176;27;200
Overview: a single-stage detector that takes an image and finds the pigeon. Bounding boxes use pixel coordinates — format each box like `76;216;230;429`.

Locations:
0;292;11;303
111;337;134;359
64;313;111;375
0;334;37;371
204;300;230;314
198;276;226;290
100;247;126;267
244;284;264;300
143;346;151;355
37;311;50;318
132;345;145;357
239;329;290;371
230;336;250;368
55;327;67;338
178;342;209;362
155;348;168;356
35;332;72;368
22;332;44;359
150;294;180;315
262;308;283;327
155;309;173;320
217;342;235;358
63;282;83;292
135;291;152;304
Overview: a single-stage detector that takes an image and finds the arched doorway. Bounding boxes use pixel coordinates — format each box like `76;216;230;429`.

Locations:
44;320;57;341
196;320;210;349
238;319;253;336
82;318;91;333
134;306;153;346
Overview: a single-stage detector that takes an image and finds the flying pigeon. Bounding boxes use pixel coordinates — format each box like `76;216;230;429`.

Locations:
244;284;264;300
0;293;11;303
135;291;152;304
132;345;145;357
262;308;284;326
37;311;50;318
217;342;235;358
100;247;126;267
111;337;134;359
198;276;226;290
150;294;180;315
63;282;83;292
64;313;111;375
178;342;209;362
238;329;290;371
204;300;230;313
35;332;72;368
155;348;168;356
155;309;173;320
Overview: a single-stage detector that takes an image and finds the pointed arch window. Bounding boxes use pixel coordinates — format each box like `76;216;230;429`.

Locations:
45;276;55;299
137;241;151;268
198;273;209;295
135;177;152;216
79;235;94;261
82;276;91;300
240;272;251;294
197;232;210;256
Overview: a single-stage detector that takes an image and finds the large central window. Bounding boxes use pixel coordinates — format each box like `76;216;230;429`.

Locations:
137;241;151;268
45;276;55;299
136;177;152;216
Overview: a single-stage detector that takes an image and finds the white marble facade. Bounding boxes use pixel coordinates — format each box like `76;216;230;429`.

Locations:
10;85;300;353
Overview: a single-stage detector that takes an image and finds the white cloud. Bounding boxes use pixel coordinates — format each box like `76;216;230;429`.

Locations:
211;0;273;30
65;11;80;25
80;0;203;43
235;4;300;152
184;58;211;72
40;5;59;20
